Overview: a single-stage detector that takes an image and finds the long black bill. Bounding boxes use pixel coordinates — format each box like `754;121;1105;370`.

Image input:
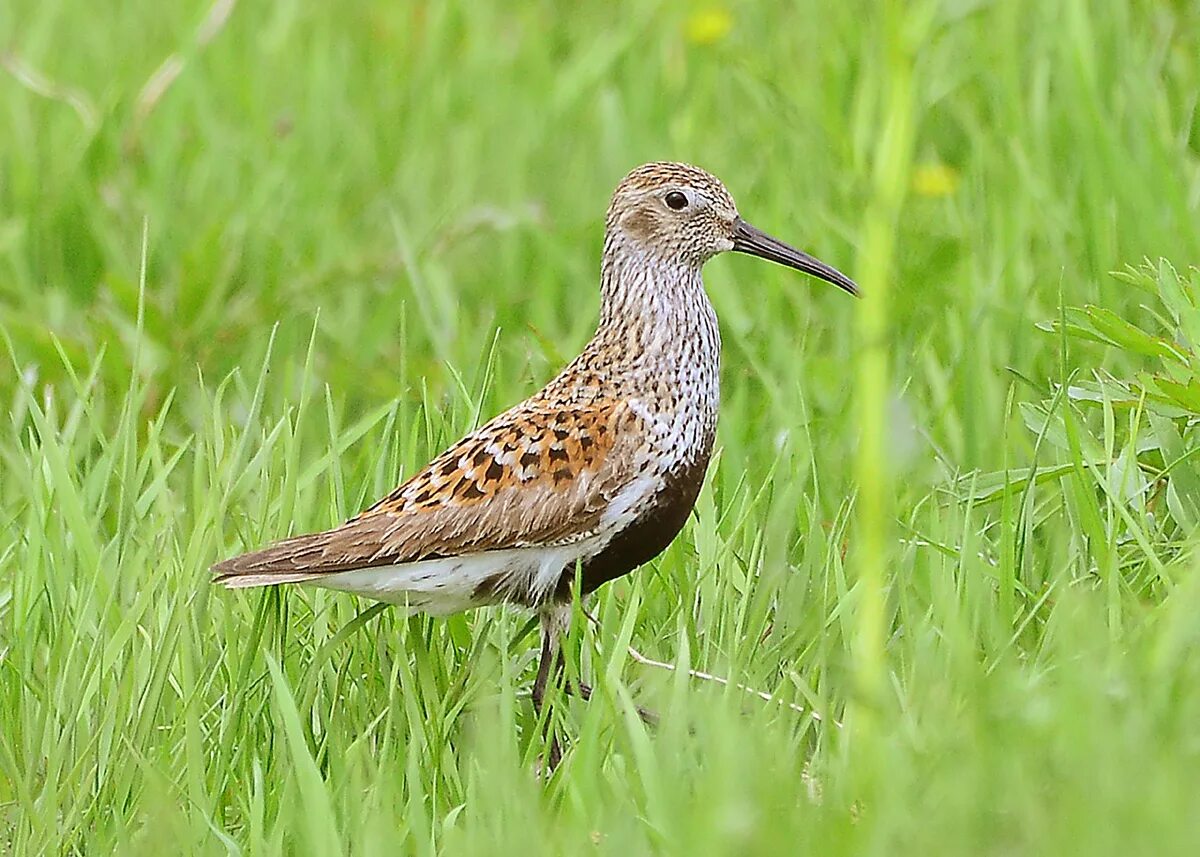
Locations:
732;218;860;297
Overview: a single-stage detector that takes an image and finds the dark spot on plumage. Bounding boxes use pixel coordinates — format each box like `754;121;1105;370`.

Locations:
549;446;568;462
552;467;572;483
520;450;539;468
472;572;516;605
485;459;504;481
553;428;569;441
472;449;490;467
412;488;433;504
458;481;486;500
580;435;594;450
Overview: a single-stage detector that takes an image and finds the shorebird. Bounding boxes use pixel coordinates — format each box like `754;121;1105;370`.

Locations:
213;161;857;761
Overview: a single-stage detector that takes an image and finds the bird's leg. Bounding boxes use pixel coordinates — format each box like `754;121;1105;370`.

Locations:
530;605;658;773
562;680;660;728
532;608;568;771
571;607;660;727
531;617;560;716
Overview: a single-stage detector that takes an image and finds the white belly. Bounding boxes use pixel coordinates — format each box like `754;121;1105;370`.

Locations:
309;538;605;615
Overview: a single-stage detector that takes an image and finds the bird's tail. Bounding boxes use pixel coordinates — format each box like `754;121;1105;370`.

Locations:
211;529;351;588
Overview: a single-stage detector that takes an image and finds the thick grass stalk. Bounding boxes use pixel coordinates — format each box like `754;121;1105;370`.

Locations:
852;1;919;719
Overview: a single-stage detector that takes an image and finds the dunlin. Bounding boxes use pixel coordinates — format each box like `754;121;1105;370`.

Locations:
214;161;857;762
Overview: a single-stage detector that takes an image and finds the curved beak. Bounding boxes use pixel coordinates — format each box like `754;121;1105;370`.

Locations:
732;218;860;297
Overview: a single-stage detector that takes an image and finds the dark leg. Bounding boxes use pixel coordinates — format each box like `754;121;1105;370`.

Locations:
530;606;658;772
531;619;556;715
566;681;660;728
572;607;659;727
532;611;564;771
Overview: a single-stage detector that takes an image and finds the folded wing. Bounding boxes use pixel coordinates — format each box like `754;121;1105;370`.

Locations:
212;398;643;587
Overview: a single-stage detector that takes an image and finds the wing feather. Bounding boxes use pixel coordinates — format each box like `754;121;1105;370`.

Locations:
212;398;644;585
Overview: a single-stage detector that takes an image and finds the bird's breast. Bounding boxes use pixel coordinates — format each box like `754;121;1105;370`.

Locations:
563;447;712;599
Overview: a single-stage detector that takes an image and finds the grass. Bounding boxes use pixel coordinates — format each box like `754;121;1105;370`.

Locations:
3;0;1200;853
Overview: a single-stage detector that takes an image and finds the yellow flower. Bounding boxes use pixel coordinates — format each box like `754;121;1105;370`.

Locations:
686;9;733;45
911;163;960;197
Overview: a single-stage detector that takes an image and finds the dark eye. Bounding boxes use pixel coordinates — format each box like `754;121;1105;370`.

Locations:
664;191;689;211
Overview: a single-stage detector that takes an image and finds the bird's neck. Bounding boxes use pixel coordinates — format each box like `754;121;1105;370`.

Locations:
594;232;718;364
543;231;720;469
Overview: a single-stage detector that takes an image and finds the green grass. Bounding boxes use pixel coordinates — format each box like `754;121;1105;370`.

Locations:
3;0;1200;853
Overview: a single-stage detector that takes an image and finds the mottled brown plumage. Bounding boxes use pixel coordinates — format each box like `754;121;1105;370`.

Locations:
213;161;857;761
215;396;644;591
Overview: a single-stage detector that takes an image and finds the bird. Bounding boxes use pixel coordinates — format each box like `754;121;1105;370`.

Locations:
213;161;857;763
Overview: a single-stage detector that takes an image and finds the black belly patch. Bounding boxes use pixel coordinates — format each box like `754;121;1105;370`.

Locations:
553;451;711;601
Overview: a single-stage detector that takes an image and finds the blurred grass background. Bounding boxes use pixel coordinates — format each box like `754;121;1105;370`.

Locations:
3;0;1200;853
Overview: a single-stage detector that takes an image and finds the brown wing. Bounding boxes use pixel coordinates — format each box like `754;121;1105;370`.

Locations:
212;398;644;586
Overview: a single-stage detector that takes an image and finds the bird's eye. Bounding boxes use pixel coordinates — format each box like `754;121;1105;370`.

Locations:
664;191;689;211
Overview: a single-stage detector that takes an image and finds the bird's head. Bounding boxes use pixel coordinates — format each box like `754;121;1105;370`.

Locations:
605;161;859;296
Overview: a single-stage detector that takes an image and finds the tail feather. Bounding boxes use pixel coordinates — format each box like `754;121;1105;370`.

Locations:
212;528;363;588
217;570;332;588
